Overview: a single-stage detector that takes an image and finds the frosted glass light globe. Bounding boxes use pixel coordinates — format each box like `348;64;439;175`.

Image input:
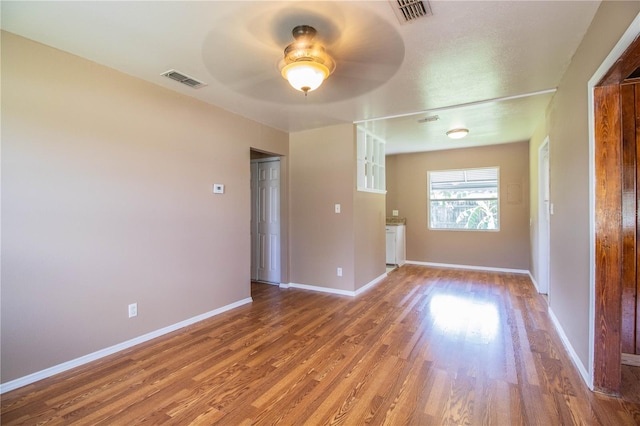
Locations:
282;62;329;93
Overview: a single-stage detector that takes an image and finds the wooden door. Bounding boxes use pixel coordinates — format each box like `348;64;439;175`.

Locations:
593;30;640;395
622;81;640;361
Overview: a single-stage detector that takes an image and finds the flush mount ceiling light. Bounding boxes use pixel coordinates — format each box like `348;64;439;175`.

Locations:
279;25;336;96
446;128;469;139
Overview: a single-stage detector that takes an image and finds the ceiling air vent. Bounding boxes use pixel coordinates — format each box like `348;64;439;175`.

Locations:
389;0;432;24
161;69;207;89
418;115;439;123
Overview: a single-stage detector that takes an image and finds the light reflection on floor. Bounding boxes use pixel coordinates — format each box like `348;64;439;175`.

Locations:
429;294;499;342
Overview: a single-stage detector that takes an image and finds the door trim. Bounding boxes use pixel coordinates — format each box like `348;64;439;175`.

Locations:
250;157;281;284
537;137;550;295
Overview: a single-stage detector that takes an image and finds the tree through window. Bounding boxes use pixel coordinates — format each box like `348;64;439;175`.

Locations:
428;167;500;231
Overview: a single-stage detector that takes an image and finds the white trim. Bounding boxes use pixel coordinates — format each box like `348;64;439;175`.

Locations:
288;282;356;296
357;188;387;195
355;273;388;296
406;260;529;275
354;88;557;123
587;11;640;391
537;137;550;295
250;159;281;284
528;271;540;293
0;297;253;394
549;307;592;390
286;273;388;297
427;166;501;232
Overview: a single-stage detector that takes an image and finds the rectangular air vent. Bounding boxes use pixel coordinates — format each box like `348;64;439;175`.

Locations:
161;70;207;89
418;115;439;123
389;0;432;24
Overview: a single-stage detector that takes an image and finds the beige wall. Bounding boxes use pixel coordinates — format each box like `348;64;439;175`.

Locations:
354;191;386;290
385;155;399;217
386;142;530;270
533;2;640;369
1;32;289;382
290;124;356;291
289;124;386;292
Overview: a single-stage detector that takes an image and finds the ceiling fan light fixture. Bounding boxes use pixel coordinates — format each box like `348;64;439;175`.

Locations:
281;61;329;94
446;128;469;139
279;25;335;95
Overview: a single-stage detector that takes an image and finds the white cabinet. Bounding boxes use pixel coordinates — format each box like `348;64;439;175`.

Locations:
385;225;406;266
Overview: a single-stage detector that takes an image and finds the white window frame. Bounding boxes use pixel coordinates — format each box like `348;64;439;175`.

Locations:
427;167;500;232
357;127;386;193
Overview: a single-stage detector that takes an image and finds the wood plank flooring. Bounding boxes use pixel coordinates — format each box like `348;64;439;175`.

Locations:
2;265;640;424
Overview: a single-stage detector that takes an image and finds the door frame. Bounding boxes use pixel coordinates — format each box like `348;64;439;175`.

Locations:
250;156;282;285
589;13;640;394
537;137;550;295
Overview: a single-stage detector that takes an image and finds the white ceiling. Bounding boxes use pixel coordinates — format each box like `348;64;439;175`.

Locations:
1;1;601;154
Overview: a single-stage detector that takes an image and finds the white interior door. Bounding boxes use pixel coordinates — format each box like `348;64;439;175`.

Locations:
538;139;550;294
251;159;281;283
250;162;258;281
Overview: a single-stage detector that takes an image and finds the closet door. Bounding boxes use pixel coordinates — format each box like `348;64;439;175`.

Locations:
251;159;281;284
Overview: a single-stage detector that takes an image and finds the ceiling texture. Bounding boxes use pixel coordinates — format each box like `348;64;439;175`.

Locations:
1;1;601;154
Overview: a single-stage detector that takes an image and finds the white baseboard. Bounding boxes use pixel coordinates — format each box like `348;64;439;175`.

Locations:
548;307;592;389
0;297;253;394
287;273;388;297
355;273;387;296
528;271;541;292
288;282;356;296
406;260;529;275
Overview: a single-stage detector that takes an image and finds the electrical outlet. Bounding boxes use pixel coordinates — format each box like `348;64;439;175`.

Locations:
337;267;343;277
392;210;399;217
128;303;138;318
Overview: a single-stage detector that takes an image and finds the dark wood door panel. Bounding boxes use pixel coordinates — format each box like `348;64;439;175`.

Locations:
594;84;623;392
636;82;640;354
621;82;637;354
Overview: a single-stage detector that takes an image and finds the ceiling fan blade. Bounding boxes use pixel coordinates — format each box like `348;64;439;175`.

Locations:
201;1;405;104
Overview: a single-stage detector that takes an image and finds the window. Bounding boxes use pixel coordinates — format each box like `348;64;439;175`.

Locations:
428;167;499;230
357;127;386;193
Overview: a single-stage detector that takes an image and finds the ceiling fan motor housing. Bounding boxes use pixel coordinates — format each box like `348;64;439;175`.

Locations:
282;25;335;71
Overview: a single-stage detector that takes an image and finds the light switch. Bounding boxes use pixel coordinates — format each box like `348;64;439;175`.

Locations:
335;204;341;213
392;210;399;217
213;184;224;194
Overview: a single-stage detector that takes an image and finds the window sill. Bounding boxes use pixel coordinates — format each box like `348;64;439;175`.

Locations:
357;188;387;194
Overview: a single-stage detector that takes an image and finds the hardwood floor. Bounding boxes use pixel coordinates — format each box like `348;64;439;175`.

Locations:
2;265;640;424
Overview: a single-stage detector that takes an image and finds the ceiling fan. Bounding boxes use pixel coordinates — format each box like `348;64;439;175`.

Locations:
201;2;405;104
279;25;336;96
